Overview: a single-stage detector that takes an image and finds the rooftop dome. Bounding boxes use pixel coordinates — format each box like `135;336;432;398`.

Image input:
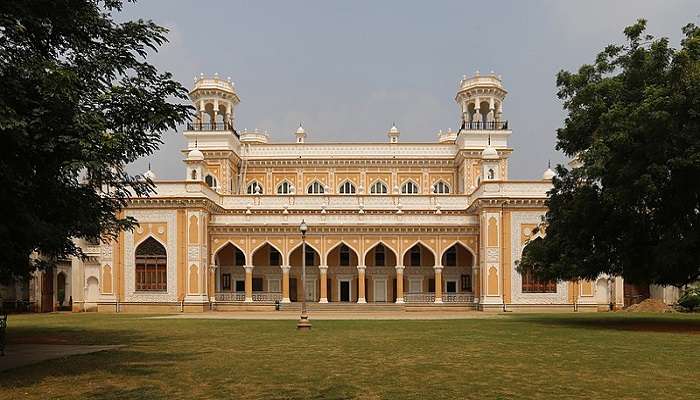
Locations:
296;125;305;135
543;167;556;180
481;144;498;159
187;148;204;161
144;165;156;181
389;123;399;134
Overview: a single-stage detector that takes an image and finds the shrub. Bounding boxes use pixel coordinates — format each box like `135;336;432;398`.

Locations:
677;287;700;312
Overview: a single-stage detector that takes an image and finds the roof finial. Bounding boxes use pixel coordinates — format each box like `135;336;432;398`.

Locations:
548;160;551;169
195;137;198;148
148;162;151;170
488;135;491;146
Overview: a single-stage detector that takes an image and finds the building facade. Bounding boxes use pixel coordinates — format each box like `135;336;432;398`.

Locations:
61;72;630;313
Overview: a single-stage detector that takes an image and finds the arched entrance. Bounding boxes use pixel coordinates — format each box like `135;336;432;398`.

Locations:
289;244;320;302
440;242;475;302
214;242;246;301
364;243;398;303
403;243;436;303
56;272;67;310
250;243;283;302
326;243;359;302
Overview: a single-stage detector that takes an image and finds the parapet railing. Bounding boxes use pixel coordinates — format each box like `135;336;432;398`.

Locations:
186;122;239;137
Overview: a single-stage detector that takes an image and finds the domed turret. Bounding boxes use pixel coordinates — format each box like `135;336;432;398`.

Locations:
144;163;156;181
295;123;307;143
187;148;204;161
387;123;400;143
455;71;508;131
542;162;556;180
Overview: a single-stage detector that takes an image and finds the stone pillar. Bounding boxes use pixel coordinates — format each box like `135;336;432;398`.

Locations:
357;265;367;303
395;265;405;304
434;266;443;303
281;265;290;303
244;265;253;303
208;265;217;302
319;265;328;303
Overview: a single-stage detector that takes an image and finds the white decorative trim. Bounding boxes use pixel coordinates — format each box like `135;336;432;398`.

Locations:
188;245;200;261
124;210;178;303
510;211;568;304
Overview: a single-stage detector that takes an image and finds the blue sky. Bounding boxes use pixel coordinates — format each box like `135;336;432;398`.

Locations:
121;0;698;180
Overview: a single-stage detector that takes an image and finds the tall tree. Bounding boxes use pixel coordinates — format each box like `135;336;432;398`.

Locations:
0;0;192;281
519;20;700;287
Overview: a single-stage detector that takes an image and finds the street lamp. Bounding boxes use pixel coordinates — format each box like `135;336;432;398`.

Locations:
297;219;311;330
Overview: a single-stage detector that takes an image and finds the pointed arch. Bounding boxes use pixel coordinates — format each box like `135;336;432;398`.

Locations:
276;179;294;195
134;234;167;253
369;179;389;195
250;241;284;267
362;239;398;260
307;180;325;194
363;241;398;268
401;179;420;194
326;241;359;268
135;236;167;291
325;240;361;262
213;241;247;267
439;240;477;263
247;180;263;194
432;180;451;194
400;239;437;260
338;179;356;195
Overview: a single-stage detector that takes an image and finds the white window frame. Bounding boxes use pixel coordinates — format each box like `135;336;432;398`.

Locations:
276;180;293;195
307;180;325;195
432;180;450;194
247;180;263;194
338;180;356;195
370;180;388;194
401;180;420;195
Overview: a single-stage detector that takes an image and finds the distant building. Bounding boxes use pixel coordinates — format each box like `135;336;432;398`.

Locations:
32;72;673;312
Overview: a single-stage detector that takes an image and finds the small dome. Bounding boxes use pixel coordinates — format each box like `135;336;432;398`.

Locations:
144;168;156;181
296;124;305;135
187;148;204;161
542;167;556;180
481;144;498;159
389;123;399;134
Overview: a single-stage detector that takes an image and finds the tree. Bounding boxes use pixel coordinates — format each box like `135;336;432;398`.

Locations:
519;20;700;287
0;1;192;281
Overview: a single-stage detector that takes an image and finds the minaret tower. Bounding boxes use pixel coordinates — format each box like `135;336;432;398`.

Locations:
295;124;307;143
183;73;241;194
387;123;400;143
454;71;512;192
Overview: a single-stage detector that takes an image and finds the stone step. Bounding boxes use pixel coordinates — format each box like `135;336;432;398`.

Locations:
279;302;405;312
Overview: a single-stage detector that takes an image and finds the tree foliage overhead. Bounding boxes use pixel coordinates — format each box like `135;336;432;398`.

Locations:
0;0;192;281
519;20;700;287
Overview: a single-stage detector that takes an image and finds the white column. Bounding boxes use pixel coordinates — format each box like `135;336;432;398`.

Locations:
357;265;367;303
395;265;405;304
280;265;291;303
434;266;443;303
244;265;254;303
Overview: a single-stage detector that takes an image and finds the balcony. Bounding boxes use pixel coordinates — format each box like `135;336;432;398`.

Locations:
186;122;239;138
462;121;508;130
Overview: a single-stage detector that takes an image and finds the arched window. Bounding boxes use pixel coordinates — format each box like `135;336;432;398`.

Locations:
487;169;495;180
205;175;217;188
135;237;167;291
247;181;263;194
374;243;386;266
432;181;450;194
338;180;356;195
370;180;388;194
401;181;419;194
409;246;421;266
443;246;457;267
277;180;293;195
307;181;325;194
339;244;351;266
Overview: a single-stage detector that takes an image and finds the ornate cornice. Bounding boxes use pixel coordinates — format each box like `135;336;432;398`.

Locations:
208;225;479;235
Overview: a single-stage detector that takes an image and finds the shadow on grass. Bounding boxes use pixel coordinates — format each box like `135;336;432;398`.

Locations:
519;313;700;334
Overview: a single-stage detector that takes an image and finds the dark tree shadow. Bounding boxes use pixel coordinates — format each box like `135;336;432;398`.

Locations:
517;313;700;334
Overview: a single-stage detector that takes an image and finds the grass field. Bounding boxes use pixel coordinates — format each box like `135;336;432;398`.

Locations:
1;312;698;400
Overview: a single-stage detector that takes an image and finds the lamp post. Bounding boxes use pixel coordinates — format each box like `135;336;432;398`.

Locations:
297;219;311;330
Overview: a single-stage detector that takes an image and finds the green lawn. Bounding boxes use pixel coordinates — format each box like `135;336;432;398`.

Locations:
1;313;699;400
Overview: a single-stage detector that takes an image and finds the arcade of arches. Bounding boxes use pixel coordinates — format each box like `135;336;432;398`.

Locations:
211;237;475;304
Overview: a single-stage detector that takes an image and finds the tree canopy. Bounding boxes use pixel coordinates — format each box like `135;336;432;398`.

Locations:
0;0;192;281
519;20;700;287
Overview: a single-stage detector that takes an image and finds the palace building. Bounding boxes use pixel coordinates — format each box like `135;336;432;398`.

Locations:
26;71;670;314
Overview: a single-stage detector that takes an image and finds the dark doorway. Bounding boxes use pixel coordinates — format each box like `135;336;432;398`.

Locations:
290;278;298;302
340;280;350;302
41;267;54;313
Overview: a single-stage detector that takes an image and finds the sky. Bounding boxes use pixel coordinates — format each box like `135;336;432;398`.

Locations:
120;0;698;180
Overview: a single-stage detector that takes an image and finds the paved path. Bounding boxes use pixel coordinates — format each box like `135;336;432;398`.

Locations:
0;344;124;372
149;311;504;320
